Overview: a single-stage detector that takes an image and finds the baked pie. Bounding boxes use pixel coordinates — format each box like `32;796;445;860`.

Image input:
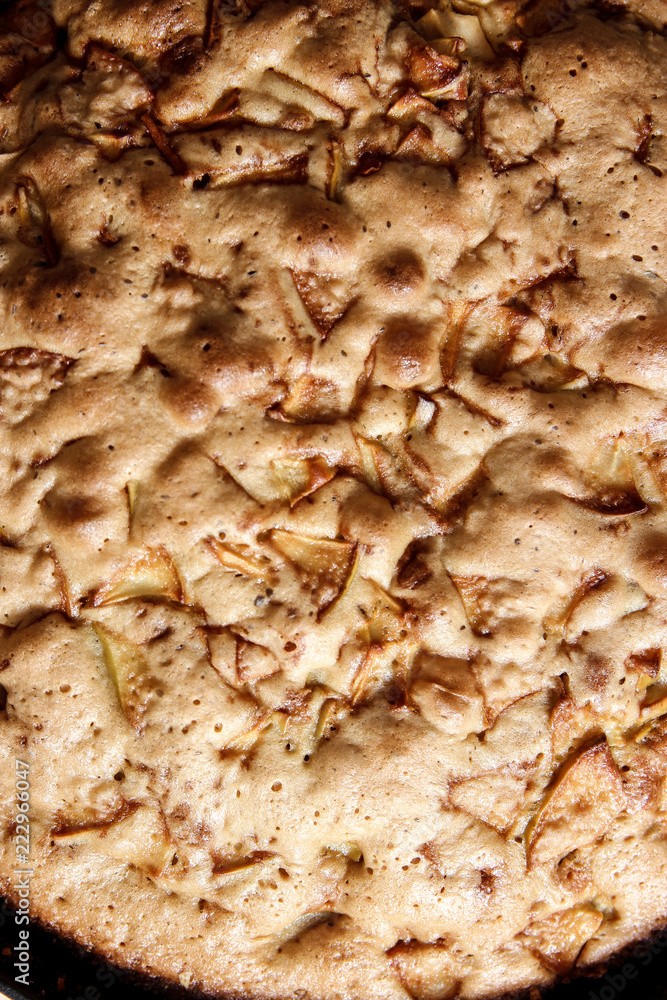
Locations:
1;0;667;996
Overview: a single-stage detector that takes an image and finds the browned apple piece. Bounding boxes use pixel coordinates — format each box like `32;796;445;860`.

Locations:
220;713;272;758
386;939;464;1000
175;89;240;129
322;841;362;863
0;346;73;398
526;742;625;868
89;131;140;162
351;638;413;707
626;442;667;505
141;112;186;175
413;9;446;40
260;69;346;127
235;636;280;683
353;434;408;501
569;439;652;516
450;576;490;636
542;568;608;637
449;765;535;835
327;138;343;201
276;373;340;422
270;529;358;618
395;123;461;167
213;454;284;504
387;89;438;120
313;693;349;742
639;682;667;725
415;8;494;60
206;536;272;580
290;270;353;339
45;544;75;619
594;438;643;491
86;43;153;97
410;652;483;736
92;623;155;730
403;435;480;515
518;904;603;974
405;40;463;99
625;648;661;690
563;575;648;640
354;436;385;493
125;479;139;517
53;803;172;875
209;150;309;188
212;850;274;878
549;696;603;761
513;352;588;392
440;301;474;382
357;579;407;645
270;457;336;506
89;546;184;606
16;176;59;266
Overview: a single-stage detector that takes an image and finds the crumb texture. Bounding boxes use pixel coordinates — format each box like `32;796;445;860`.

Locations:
1;0;667;997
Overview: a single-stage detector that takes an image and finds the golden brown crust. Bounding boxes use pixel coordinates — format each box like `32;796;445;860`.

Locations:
1;0;667;998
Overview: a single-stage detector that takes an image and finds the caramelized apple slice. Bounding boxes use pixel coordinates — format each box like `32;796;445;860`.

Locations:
526;742;624;868
92;624;154;730
571;439;649;515
322;841;362;863
518;905;603;974
211;850;274;878
353;434;409;501
450;766;535;835
270;684;348;756
278;374;340;421
270;529;352;576
220;713;272;758
361;579;407;644
206;537;272;580
89;131;140;162
125;480;139;516
261;69;346;127
270;457;336;506
625;648;662;691
564;575;648;639
355;436;385;493
542;569;608;637
140;112;186;175
351;639;413;707
450;576;489;636
89;546;184;606
289;270;352;339
415;8;494;60
16;177;59;266
386;939;465;1000
313;692;349;742
549;696;604;761
270;530;358;617
405;40;465;100
327;138;343;201
234;636;281;683
53;803;172;875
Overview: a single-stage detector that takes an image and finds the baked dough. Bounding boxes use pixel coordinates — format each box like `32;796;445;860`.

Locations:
1;0;667;996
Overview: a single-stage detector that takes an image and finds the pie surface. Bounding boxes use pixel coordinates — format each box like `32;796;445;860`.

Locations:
1;0;667;997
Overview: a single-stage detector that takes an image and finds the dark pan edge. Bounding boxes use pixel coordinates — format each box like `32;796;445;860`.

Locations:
1;895;666;1000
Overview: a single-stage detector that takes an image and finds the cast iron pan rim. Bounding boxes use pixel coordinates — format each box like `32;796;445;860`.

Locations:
1;898;666;1000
